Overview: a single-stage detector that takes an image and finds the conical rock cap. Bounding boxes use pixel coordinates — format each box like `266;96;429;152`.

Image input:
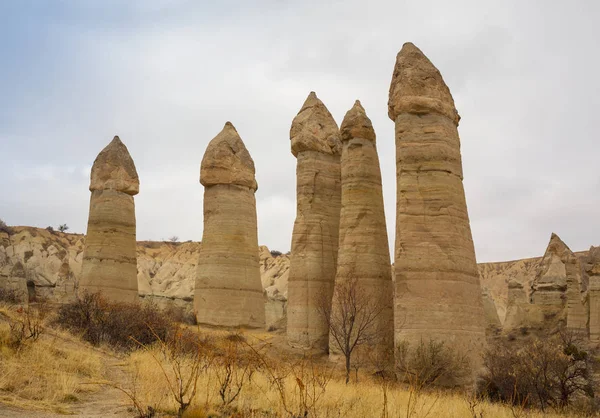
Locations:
388;42;460;124
201;122;258;191
90;136;139;195
290;92;341;157
340;100;376;143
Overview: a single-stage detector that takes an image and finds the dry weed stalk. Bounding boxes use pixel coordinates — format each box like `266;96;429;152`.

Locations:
215;334;256;406
9;302;47;350
132;327;212;418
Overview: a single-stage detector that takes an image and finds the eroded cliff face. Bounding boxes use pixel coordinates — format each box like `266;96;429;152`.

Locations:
2;226;596;338
0;227;288;329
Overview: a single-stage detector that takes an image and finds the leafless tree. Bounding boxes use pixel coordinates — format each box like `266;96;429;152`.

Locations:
318;276;385;384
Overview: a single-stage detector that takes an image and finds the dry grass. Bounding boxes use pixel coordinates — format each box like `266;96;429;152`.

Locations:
0;305;105;413
0;304;593;418
126;330;585;418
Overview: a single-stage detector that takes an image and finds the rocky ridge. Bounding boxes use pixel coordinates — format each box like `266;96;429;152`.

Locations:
1;226;597;334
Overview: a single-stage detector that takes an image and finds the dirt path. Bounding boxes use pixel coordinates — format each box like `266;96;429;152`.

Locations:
0;330;135;418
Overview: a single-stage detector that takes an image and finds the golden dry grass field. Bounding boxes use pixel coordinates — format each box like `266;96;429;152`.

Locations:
0;302;595;418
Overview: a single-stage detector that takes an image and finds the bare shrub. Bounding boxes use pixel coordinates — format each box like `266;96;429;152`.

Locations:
479;332;595;411
287;355;334;417
0;288;21;305
163;305;197;326
241;337;334;418
99;364;158;418
134;328;213;418
58;224;69;232
55;292;175;350
9;303;47;350
318;276;385;384
396;338;470;388
0;219;11;234
168;236;179;243
214;333;256;407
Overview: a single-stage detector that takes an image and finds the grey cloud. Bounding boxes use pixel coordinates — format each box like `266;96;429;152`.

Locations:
1;0;599;262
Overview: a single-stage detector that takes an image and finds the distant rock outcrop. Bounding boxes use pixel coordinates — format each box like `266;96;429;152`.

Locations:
194;123;265;328
498;234;590;336
388;42;486;374
478;257;540;323
287;92;342;350
331;100;394;359
0;227;287;329
80;136;140;303
0;260;28;303
482;288;502;333
585;247;600;344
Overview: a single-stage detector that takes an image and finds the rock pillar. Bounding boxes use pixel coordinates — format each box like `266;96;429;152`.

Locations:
287;92;342;349
194;122;265;328
80;136;139;303
330;100;394;361
388;43;486;373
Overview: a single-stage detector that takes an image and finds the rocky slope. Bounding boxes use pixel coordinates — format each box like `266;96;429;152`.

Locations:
1;226;595;332
0;227;290;328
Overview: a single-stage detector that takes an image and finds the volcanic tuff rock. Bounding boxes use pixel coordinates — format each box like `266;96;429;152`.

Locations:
194;122;265;328
481;288;502;333
4;225;599;339
287;92;342;350
478;257;540;323
503;279;537;331
0;227;288;328
331;100;393;359
584;247;600;344
0;260;28;303
388;42;486;375
79;136;139;303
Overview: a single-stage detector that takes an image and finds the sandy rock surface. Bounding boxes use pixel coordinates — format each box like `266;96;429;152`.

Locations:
287;92;342;350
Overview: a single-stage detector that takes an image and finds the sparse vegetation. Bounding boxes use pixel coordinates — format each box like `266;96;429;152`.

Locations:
479;332;596;412
318;276;386;384
0;290;595;417
168;236;179;243
0;218;11;234
0;288;22;305
396;338;470;388
55;292;175;350
270;250;283;257
58;224;69;232
0;303;105;413
9;303;47;350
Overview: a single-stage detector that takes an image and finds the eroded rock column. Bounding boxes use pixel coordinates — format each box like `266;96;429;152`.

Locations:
80;136;139;303
287;92;342;349
388;43;486;372
586;247;600;344
330;101;394;360
194;122;265;328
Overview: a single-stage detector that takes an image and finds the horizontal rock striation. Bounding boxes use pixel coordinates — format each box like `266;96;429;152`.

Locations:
194;122;265;328
389;43;487;376
80;136;139;303
287;92;342;350
330;100;394;360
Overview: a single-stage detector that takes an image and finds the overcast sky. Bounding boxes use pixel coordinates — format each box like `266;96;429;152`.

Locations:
1;0;599;262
